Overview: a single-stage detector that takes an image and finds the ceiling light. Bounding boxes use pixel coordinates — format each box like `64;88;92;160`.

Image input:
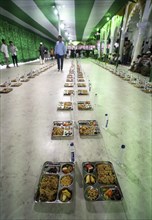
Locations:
60;23;65;29
54;8;58;15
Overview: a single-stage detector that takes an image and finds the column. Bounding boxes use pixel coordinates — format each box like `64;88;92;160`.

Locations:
119;3;130;61
132;0;152;62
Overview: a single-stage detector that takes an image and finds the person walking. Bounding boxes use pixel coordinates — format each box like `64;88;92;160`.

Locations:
9;41;18;67
39;42;45;64
1;39;10;68
54;35;66;71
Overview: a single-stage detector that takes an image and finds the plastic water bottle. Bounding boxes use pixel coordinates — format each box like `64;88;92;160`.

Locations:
89;81;91;91
102;114;109;130
70;142;75;163
117;145;126;166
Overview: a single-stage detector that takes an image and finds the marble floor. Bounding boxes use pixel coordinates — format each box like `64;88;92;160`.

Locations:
0;58;152;220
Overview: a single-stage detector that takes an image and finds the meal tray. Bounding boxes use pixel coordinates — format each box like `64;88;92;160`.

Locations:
57;102;73;110
78;120;100;136
78;78;85;82
35;161;75;203
52;121;74;137
82;161;123;201
77;83;86;87
64;90;75;96
64;83;74;87
78;90;89;95
66;78;74;82
11;82;22;87
77;101;93;110
0;88;13;93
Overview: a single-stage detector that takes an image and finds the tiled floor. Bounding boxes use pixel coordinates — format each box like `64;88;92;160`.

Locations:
0;58;151;220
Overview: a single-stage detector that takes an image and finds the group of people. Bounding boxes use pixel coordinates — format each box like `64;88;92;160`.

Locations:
1;39;18;68
39;35;66;71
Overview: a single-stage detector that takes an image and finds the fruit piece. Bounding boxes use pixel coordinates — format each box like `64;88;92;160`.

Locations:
86;175;90;184
62;194;67;201
90;176;95;184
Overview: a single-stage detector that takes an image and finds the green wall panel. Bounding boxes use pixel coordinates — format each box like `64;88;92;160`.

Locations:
0;15;55;65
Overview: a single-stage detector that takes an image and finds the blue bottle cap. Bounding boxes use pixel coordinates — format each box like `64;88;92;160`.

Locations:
70;142;74;146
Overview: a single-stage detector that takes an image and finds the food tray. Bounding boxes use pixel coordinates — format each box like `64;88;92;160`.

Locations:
11;82;22;87
52;121;74;138
0;88;13;93
20;78;30;82
77;101;93;110
64;83;74;87
64;90;75;96
35;161;75;203
77;83;86;87
0;83;8;87
66;78;74;82
78;120;100;136
67;74;74;78
82;161;123;201
57;102;73;110
141;88;152;93
78;78;85;82
78;90;89;95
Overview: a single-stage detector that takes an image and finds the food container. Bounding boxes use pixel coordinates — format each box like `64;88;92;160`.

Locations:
77;101;93;110
34;161;75;203
57;102;73;110
64;83;74;87
0;88;13;93
77;83;86;87
77;90;89;95
82;161;123;201
51;121;74;138
64;90;75;96
78;120;100;136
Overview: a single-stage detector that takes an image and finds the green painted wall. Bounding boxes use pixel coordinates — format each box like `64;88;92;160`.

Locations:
0;15;55;65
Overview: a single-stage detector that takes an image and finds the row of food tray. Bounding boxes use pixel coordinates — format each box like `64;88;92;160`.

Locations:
57;101;93;110
51;120;100;137
34;161;123;203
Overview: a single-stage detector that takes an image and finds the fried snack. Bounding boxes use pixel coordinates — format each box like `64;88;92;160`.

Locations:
96;163;116;184
60;175;73;186
52;127;64;136
39;175;59;201
87;187;99;200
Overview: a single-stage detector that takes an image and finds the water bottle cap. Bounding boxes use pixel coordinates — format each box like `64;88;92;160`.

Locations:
70;142;74;146
105;114;108;116
121;144;125;149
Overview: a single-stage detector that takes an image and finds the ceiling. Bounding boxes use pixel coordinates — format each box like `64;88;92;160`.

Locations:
0;0;129;43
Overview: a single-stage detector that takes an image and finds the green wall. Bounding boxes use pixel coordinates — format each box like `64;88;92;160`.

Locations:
0;15;55;65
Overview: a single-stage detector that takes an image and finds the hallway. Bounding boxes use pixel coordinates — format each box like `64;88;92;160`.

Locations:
0;58;151;220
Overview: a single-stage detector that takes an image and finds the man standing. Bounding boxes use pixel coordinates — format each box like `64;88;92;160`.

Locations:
9;41;18;67
55;35;66;71
1;39;10;68
39;42;45;64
